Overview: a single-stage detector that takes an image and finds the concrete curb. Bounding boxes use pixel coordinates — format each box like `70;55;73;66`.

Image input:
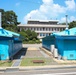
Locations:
0;68;6;72
19;65;76;70
0;67;19;72
1;65;76;72
39;47;53;56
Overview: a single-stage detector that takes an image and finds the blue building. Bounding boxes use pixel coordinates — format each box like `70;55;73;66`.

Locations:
0;28;22;60
42;27;76;60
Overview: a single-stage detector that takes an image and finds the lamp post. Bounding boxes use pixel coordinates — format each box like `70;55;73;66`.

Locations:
65;15;69;35
65;15;68;30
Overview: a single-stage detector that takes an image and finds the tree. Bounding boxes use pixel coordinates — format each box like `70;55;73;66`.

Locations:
31;31;37;40
19;31;27;41
25;29;32;40
19;29;39;43
5;11;18;25
69;21;76;29
0;9;6;28
0;9;20;32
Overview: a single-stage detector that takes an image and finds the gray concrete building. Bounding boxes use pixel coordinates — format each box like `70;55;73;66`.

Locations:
18;19;66;41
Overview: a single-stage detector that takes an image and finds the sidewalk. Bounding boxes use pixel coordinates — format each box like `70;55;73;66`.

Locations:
19;64;76;70
0;64;76;72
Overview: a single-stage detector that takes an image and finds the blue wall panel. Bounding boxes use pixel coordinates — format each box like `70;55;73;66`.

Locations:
63;39;76;60
8;40;14;58
55;36;76;60
42;36;55;50
0;40;9;60
12;41;22;56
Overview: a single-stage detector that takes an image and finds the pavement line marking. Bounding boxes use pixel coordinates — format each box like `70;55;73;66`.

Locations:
4;70;76;75
40;50;49;57
34;72;76;75
9;70;75;74
38;47;50;57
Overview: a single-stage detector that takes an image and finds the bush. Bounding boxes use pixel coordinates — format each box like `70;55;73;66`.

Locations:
22;39;41;44
19;29;41;44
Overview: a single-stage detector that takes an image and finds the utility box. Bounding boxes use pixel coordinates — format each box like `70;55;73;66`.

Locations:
51;45;55;53
0;28;22;60
53;48;58;58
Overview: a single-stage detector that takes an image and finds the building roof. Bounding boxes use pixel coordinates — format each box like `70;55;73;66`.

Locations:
52;27;76;36
0;28;20;38
28;19;59;22
18;19;66;27
18;24;66;28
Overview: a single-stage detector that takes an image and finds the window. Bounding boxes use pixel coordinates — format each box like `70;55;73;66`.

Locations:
70;54;74;58
43;33;45;36
40;33;43;36
46;33;49;36
43;27;45;31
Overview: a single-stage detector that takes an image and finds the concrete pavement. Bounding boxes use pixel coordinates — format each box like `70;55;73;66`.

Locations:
22;44;42;48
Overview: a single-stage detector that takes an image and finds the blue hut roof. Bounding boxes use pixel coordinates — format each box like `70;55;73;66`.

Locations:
0;28;20;39
52;27;76;36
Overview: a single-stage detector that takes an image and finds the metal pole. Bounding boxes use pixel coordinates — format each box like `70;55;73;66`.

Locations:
0;12;1;28
65;15;68;30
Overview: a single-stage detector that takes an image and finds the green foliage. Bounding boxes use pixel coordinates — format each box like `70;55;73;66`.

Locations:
0;61;12;67
25;29;32;40
60;21;76;29
31;31;37;39
0;9;20;32
69;21;76;29
19;29;41;44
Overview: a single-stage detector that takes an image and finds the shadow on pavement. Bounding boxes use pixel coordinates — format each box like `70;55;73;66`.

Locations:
13;47;27;60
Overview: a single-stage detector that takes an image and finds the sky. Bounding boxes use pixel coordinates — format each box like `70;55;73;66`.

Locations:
0;0;76;24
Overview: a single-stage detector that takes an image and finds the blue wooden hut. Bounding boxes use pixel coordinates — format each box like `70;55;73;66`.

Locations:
0;28;22;60
42;27;76;60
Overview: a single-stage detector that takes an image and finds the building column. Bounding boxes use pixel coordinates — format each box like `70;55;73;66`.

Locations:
41;28;43;31
58;28;60;31
50;28;51;31
20;28;22;31
39;28;40;31
47;28;49;31
35;28;37;31
44;28;46;31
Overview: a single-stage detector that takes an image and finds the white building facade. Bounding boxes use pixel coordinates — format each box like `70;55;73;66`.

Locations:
18;19;66;41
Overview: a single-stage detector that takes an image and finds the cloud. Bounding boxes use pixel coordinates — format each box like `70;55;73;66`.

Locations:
16;2;20;6
25;10;47;20
70;16;76;21
42;0;53;5
65;0;76;11
60;17;66;23
60;16;76;23
23;0;76;23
